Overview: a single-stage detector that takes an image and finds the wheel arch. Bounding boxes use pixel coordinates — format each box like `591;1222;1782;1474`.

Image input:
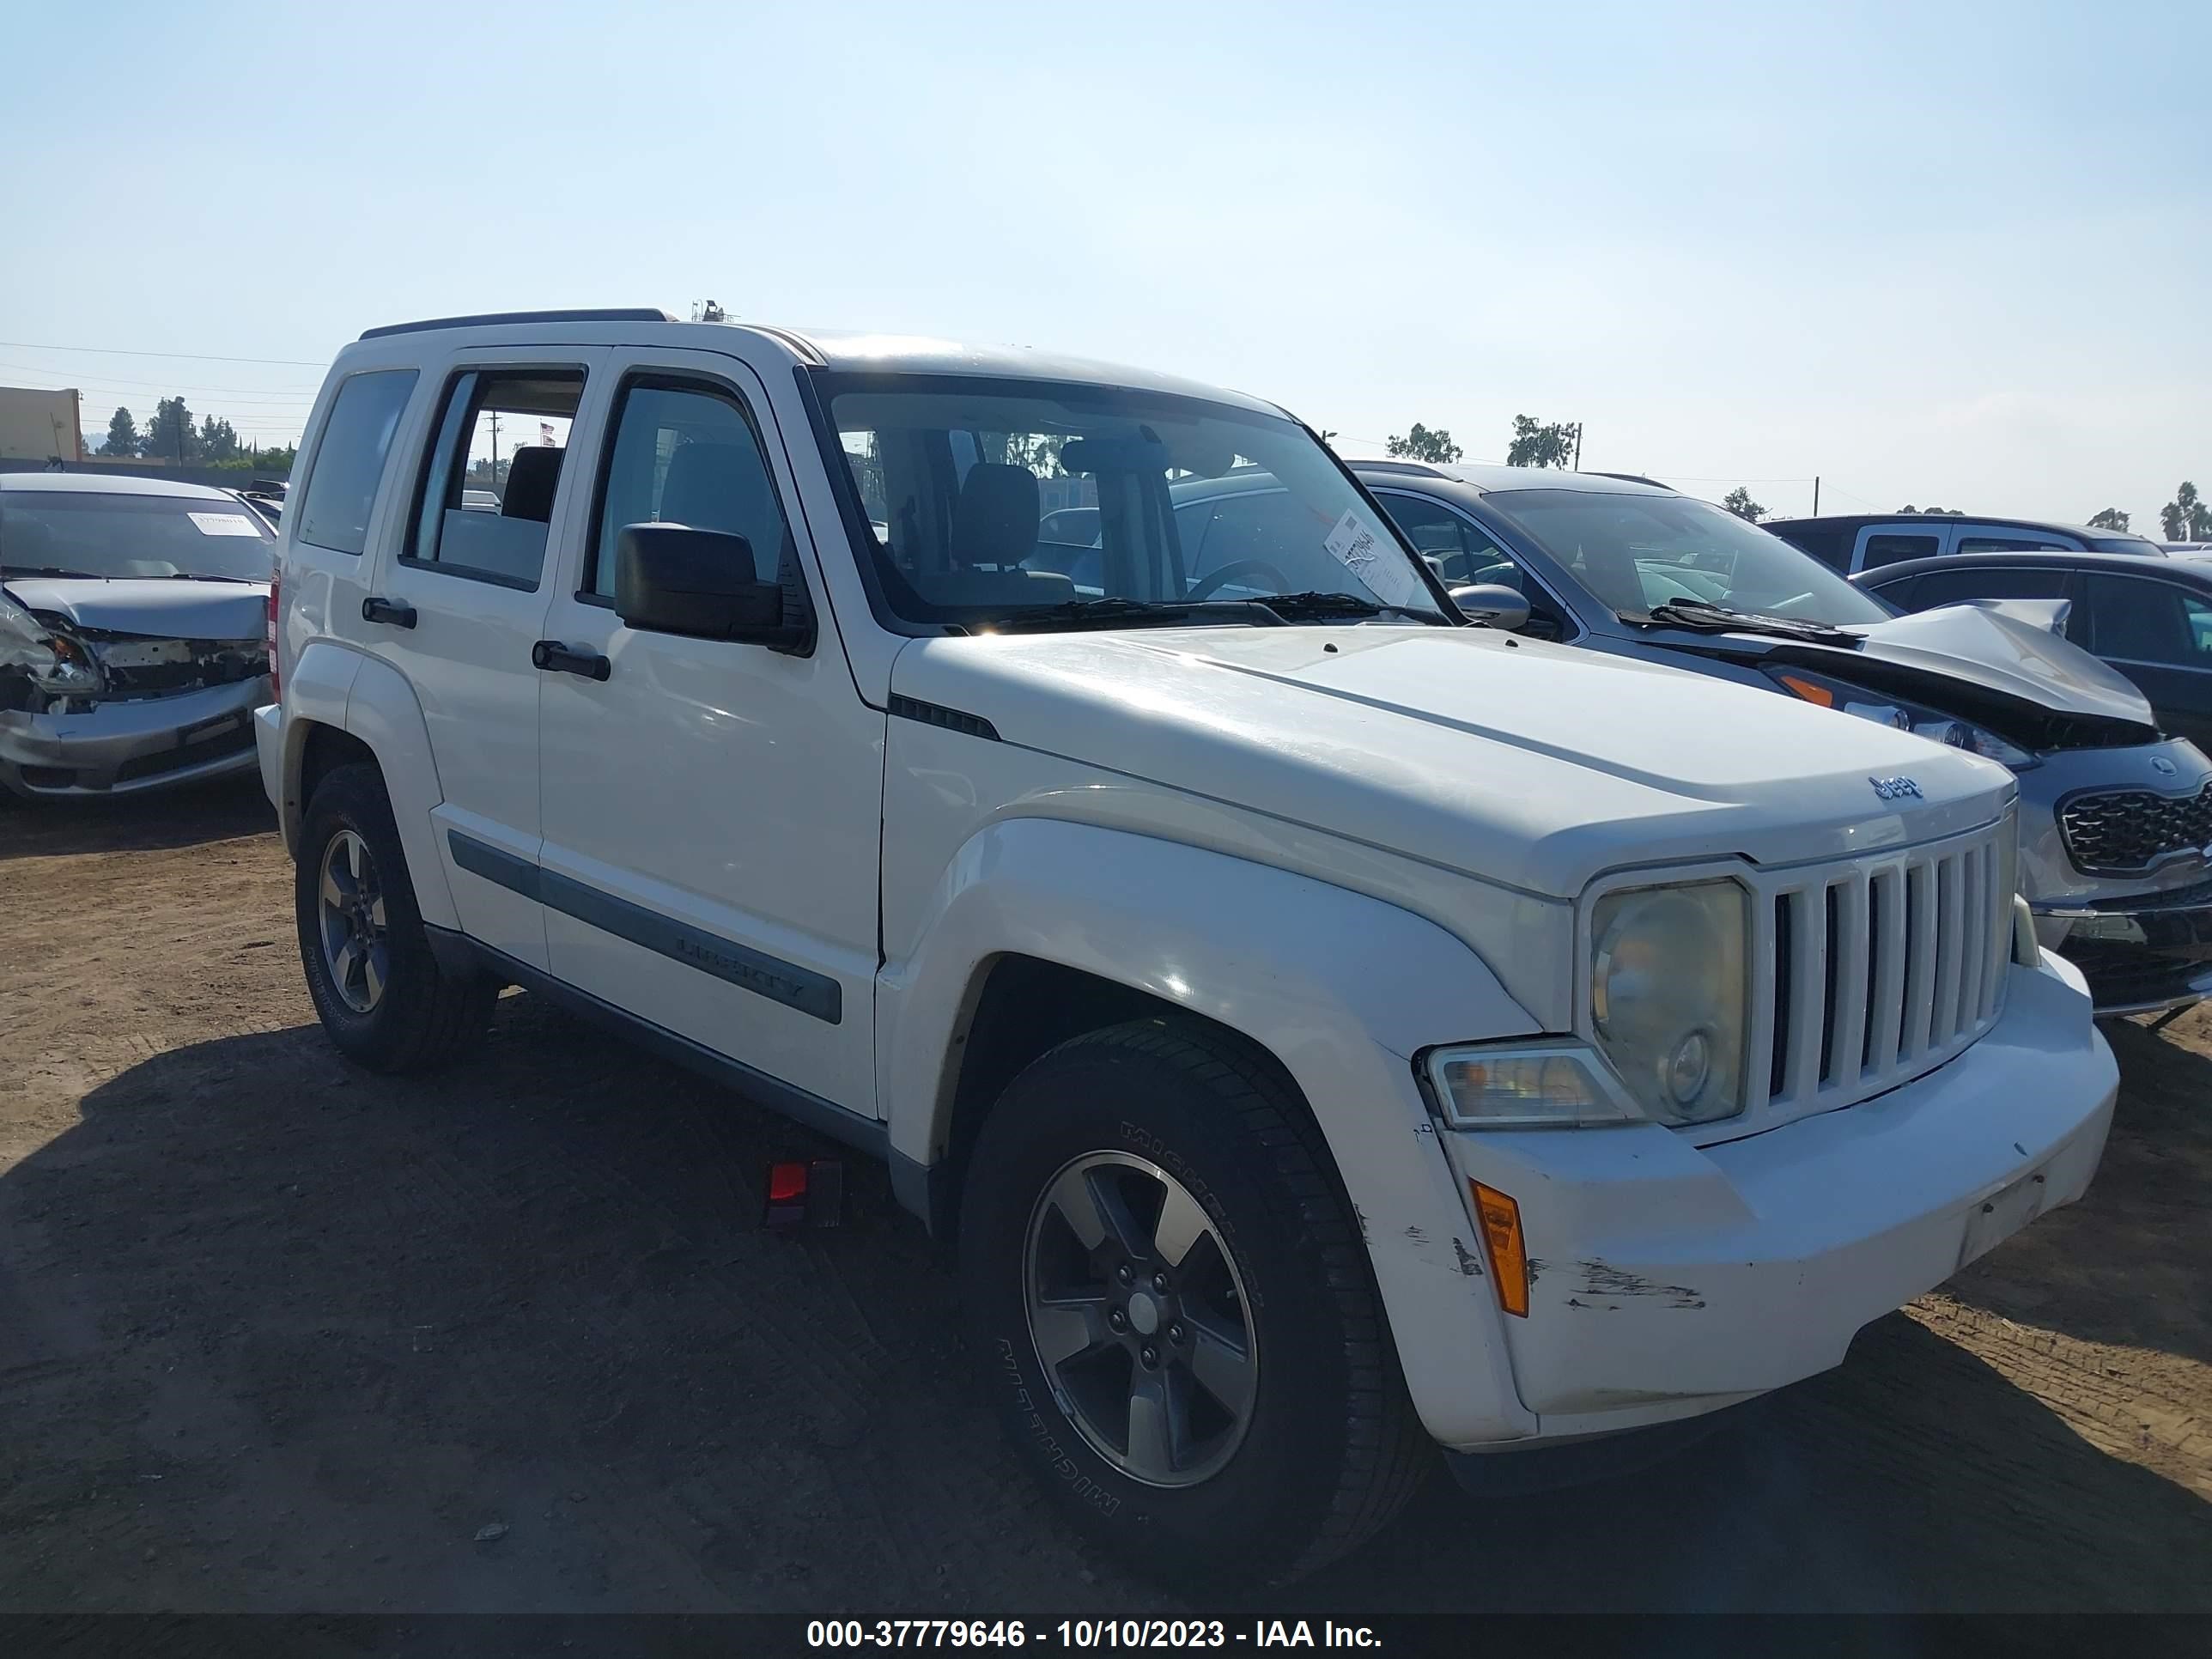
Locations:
908;955;1297;1242
281;643;458;933
880;816;1542;1447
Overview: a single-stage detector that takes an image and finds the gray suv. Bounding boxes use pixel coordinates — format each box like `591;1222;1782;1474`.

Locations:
1325;461;2212;1016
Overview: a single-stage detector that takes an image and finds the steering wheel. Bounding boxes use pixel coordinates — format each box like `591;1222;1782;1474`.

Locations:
1188;559;1292;601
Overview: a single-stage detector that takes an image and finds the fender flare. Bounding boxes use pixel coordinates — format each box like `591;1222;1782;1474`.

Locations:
279;641;459;933
270;639;361;856
877;816;1544;1445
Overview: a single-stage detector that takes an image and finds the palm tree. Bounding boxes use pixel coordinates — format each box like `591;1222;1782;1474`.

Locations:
2162;482;2208;541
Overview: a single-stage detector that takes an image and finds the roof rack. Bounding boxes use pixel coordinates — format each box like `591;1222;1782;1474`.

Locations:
359;307;679;341
1584;471;1673;489
1347;459;1446;477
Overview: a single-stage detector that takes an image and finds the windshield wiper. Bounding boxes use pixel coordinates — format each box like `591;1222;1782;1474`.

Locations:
1625;599;1861;647
0;564;106;581
984;597;1288;633
1242;591;1446;624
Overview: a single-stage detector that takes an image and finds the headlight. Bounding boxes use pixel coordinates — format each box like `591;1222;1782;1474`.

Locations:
1763;665;2035;769
0;592;103;702
1424;1040;1644;1129
1589;880;1749;1127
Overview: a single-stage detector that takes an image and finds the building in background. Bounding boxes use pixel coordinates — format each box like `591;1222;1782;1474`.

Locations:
0;386;85;465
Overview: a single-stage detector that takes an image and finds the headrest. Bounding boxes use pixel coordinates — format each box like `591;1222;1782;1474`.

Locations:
501;446;564;522
659;442;781;580
951;463;1039;568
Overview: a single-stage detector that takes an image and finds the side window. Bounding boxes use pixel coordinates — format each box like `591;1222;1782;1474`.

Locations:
1908;565;2072;607
1957;533;2070;553
1860;532;1944;570
587;380;790;599
1870;576;1920;609
1374;492;1512;584
2085;575;2212;668
405;368;586;589
295;369;418;556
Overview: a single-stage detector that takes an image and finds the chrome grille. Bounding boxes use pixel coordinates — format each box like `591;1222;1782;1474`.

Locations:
2059;782;2212;876
1750;814;2015;1121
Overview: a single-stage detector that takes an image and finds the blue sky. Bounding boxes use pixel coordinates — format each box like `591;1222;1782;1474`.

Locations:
3;0;2205;525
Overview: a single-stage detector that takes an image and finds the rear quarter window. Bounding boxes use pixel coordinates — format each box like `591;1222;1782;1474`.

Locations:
295;369;420;556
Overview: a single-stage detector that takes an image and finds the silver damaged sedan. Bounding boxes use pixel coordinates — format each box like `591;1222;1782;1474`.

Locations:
1;473;272;799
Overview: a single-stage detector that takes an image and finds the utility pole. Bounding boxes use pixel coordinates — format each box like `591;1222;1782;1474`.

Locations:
489;410;500;486
1813;475;1820;515
1571;424;1583;471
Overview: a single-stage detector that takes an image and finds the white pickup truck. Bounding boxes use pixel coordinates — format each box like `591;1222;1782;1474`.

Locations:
256;310;2117;1584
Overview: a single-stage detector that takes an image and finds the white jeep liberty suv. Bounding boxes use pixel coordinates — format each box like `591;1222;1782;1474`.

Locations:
258;309;2118;1583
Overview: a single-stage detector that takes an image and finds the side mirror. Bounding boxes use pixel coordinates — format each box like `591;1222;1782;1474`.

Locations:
616;523;792;643
1450;582;1532;632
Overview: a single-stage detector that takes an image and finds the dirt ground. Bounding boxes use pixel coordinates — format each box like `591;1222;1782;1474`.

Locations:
1;778;2207;1616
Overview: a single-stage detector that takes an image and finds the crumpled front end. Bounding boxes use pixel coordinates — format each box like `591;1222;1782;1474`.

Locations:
1;621;269;797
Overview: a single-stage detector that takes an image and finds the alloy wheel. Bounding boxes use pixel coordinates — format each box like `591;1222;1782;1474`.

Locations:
316;828;389;1014
1023;1151;1258;1487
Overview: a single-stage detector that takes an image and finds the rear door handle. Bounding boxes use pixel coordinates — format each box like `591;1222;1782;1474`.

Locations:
532;640;611;682
361;596;416;629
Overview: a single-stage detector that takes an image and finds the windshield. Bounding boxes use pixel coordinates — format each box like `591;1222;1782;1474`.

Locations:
821;375;1446;629
2092;537;2164;556
1481;489;1893;627
0;491;275;582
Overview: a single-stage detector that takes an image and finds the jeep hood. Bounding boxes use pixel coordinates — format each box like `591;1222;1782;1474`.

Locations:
3;576;268;641
891;626;2014;898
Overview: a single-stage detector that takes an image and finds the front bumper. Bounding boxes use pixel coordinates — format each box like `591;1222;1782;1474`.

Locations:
2034;878;2212;1015
1431;953;2114;1448
0;677;267;798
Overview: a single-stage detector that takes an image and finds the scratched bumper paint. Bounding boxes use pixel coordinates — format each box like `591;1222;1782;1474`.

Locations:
1435;955;2115;1438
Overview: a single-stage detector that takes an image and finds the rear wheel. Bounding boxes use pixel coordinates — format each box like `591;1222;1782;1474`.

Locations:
959;1018;1431;1584
296;763;495;1071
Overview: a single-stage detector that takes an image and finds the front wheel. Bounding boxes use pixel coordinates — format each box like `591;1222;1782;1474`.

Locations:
959;1018;1431;1584
295;763;495;1072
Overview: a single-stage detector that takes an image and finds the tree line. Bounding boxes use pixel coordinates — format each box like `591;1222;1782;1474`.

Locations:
100;400;296;472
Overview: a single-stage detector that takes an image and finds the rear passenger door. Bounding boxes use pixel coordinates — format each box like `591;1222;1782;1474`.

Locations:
2078;572;2212;750
532;348;882;1116
369;353;605;971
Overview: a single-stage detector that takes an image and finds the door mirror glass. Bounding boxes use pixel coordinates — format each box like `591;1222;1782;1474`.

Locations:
616;523;787;641
1450;582;1532;632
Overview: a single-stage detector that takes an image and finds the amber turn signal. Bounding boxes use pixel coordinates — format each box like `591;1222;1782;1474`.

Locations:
1469;1180;1530;1317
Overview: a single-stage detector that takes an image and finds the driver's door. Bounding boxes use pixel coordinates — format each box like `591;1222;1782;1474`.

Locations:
533;347;882;1115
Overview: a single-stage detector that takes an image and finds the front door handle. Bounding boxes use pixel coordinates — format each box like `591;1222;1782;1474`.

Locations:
362;596;416;629
532;640;611;682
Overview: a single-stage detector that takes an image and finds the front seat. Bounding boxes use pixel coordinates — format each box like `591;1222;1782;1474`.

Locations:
501;446;564;523
919;463;1073;608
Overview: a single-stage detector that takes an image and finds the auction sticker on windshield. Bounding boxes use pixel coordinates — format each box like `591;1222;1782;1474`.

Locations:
188;512;264;537
1324;507;1425;608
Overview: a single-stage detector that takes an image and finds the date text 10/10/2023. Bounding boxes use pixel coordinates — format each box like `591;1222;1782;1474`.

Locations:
805;1620;1382;1649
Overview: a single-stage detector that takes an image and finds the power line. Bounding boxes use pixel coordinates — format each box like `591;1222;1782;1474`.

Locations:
0;360;322;396
0;338;329;368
